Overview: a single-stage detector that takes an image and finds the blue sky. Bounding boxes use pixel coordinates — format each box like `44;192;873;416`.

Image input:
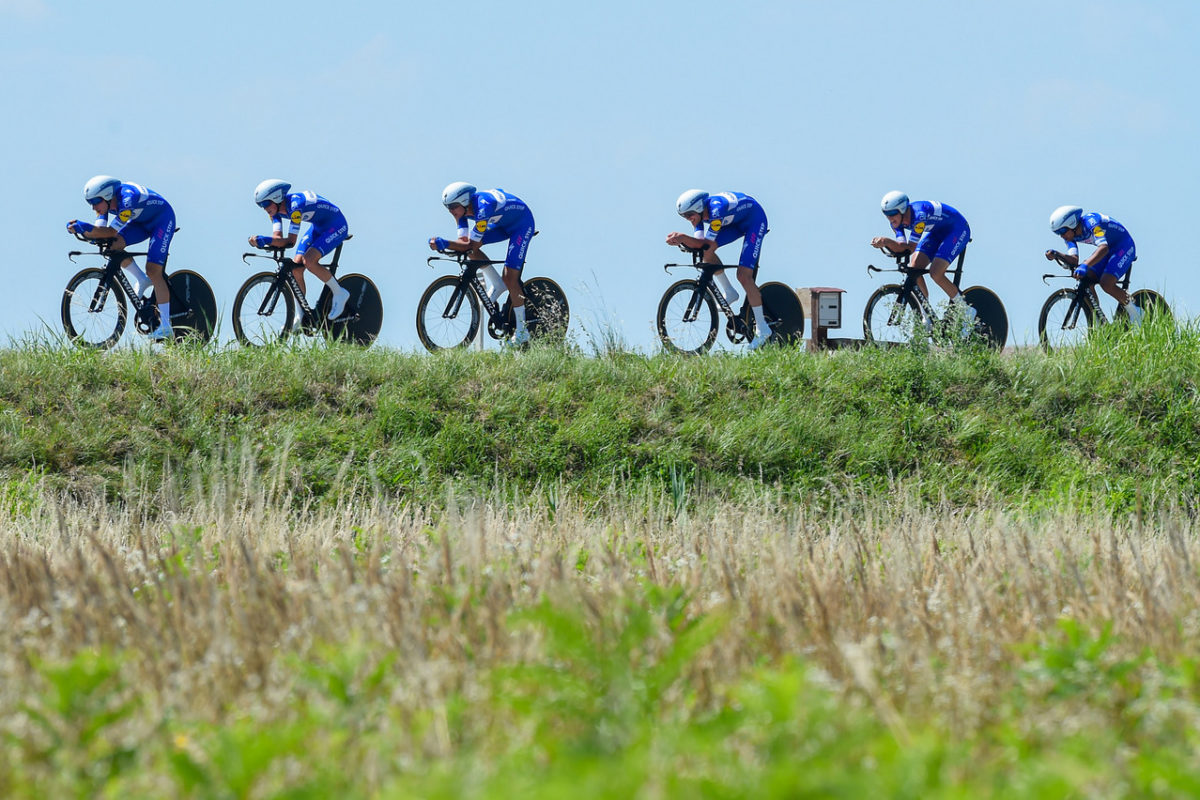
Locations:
4;0;1197;350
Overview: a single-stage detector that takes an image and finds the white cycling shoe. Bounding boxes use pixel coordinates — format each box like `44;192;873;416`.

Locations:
147;323;174;342
960;304;978;337
327;287;351;320
747;333;770;351
505;328;531;349
1125;304;1145;327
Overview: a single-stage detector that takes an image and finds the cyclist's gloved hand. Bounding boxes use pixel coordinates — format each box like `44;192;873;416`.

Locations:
433;236;449;252
68;220;94;235
1073;265;1092;280
254;235;274;249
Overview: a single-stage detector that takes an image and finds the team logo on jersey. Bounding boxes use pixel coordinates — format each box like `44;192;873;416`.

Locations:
914;222;925;235
1093;225;1104;238
290;211;303;225
118;210;132;223
710;219;723;232
475;220;488;233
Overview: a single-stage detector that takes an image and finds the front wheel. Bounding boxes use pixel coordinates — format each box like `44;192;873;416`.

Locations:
961;286;1008;349
416;274;480;351
168;269;218;344
523;276;570;345
863;284;923;345
62;268;127;349
320;273;383;346
759;282;805;346
1038;287;1095;351
657;279;718;355
232;272;295;346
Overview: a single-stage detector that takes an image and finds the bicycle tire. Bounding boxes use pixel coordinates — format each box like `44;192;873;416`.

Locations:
232;272;295;346
62;267;128;349
168;269;218;344
1038;287;1096;351
325;273;383;346
1121;289;1172;325
863;284;922;345
416;274;481;351
961;286;1008;349
523;276;570;345
657;279;719;355
759;282;805;346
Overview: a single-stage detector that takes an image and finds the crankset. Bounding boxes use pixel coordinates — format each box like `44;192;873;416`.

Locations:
725;313;751;344
134;304;159;335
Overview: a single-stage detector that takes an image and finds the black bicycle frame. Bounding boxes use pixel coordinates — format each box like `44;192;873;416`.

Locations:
1041;255;1135;328
425;253;509;324
867;246;969;316
662;246;745;320
69;235;179;318
242;241;346;319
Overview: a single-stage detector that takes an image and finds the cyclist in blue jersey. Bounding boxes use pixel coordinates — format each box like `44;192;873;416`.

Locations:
429;182;535;345
248;179;352;320
1046;205;1143;326
67;175;177;341
666;189;771;350
871;191;976;330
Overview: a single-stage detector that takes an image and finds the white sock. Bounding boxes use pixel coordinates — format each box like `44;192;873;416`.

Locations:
752;304;768;336
126;262;150;292
483;265;503;298
715;271;738;300
157;302;171;327
514;304;527;332
324;277;343;293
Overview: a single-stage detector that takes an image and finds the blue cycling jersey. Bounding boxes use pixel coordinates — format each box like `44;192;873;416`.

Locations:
695;192;765;242
1063;211;1133;257
889;200;966;245
457;189;533;243
272;191;345;237
93;182;170;232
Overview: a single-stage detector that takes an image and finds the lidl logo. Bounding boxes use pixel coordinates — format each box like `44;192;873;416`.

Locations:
118;210;132;223
475;220;488;233
1093;225;1104;238
290;211;303;224
914;222;926;235
710;219;723;232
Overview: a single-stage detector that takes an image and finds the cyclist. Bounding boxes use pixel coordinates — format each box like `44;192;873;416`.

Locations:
66;175;177;341
248;179;351;321
871;191;976;332
1046;205;1143;326
429;182;534;346
666;189;770;350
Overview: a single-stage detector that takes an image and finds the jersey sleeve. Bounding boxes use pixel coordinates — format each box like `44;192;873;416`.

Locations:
271;215;284;236
457;219;470;239
1064;236;1079;257
286;194;304;236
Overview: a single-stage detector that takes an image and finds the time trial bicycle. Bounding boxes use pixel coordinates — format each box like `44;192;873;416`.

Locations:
656;244;804;355
61;230;217;349
863;246;1007;348
232;236;383;347
416;247;569;351
1037;251;1169;350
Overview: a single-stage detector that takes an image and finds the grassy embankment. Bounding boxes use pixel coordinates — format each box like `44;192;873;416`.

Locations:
1;314;1198;511
1;321;1200;795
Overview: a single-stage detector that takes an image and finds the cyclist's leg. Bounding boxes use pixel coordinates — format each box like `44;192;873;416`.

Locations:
928;224;969;301
143;211;176;305
498;219;534;309
734;218;766;307
1098;243;1135;306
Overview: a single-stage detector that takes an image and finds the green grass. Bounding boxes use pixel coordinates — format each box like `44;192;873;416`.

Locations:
1;315;1198;512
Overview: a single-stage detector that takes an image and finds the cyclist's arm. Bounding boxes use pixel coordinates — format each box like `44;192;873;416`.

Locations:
1082;243;1109;270
1044;249;1079;266
665;231;710;249
870;236;913;254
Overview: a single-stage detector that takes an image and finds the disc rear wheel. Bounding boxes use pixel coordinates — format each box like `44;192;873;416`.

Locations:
523;276;570;345
760;282;805;346
168;269;218;343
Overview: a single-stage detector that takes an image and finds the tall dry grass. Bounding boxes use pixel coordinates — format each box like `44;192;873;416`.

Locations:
2;460;1199;794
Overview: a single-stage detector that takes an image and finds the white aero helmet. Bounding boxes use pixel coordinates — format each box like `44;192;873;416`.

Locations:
1049;205;1083;235
254;179;291;209
676;189;708;217
881;190;909;216
442;181;475;208
84;175;121;205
